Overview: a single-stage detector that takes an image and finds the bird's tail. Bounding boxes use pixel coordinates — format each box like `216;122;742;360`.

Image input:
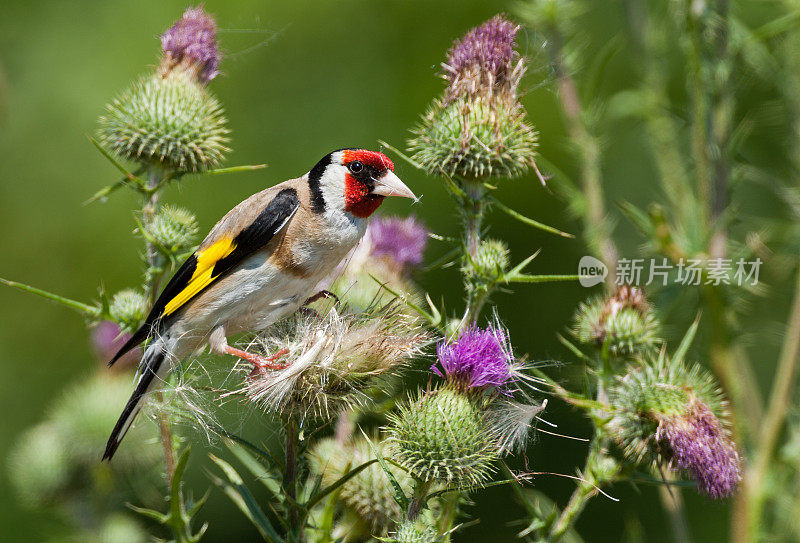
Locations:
103;346;168;461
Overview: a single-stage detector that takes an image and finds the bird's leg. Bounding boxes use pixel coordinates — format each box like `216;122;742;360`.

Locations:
209;326;289;373
303;290;339;306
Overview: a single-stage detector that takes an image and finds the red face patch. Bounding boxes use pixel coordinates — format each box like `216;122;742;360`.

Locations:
344;174;384;218
341;149;394;172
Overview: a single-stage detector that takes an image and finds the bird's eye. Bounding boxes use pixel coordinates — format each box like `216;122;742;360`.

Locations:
348;161;363;173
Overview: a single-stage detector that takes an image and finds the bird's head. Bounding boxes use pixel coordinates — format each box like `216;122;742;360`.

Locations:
308;148;416;218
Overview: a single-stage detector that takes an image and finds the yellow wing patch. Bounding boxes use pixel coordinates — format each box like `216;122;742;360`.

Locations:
163;237;236;316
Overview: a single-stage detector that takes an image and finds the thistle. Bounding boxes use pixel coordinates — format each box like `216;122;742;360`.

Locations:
387;385;498;487
238;305;427;420
572;285;660;357
366;215;429;274
408;15;538;180
467;238;510;283
109;288;148;332
310;436;413;535
432;324;516;392
97;6;229;172
144;205;200;253
91;321;140;368
608;353;741;498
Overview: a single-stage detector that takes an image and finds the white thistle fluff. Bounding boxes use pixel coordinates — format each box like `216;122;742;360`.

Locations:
238;305;429;419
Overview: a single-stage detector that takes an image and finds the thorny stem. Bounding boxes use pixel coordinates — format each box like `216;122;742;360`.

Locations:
461;180;489;325
407;479;433;522
547;30;617;289
144;165;177;488
285;417;302;541
735;263;800;541
657;476;693;543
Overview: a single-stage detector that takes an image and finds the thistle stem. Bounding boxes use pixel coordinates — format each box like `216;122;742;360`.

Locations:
407;479;432;522
284;417;302;541
657;476;693;543
735;263;800;541
143;166;177;488
547;30;617;289
461;180;489;325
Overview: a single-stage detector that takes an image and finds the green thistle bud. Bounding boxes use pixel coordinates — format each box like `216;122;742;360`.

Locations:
310;437;412;534
146;205;199;252
467;238;510;281
387;386;497;487
572;285;660;357
388;520;440;543
608;354;740;498
409;96;537;180
110;288;147;331
97;73;229;172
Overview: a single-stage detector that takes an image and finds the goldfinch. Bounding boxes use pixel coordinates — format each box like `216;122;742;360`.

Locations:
103;148;416;460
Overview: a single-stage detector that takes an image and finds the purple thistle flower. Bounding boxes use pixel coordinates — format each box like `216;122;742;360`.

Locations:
444;15;520;91
659;400;741;498
367;215;428;272
160;6;220;84
432;326;515;391
91;321;140;369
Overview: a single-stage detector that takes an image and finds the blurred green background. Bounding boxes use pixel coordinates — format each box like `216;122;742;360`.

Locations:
2;0;779;541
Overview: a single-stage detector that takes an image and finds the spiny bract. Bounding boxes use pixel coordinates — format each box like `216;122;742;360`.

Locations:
387;385;497;487
97;73;229;172
409;95;537;180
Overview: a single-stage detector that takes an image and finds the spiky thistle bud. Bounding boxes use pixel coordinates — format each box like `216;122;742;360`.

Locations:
387;520;440;543
432;325;516;392
97;7;229;172
467;238;510;282
408;15;538;180
238;306;427;420
572;285;660;357
608;354;741;498
387;386;498;487
109;288;147;331
145;205;200;252
310;437;413;535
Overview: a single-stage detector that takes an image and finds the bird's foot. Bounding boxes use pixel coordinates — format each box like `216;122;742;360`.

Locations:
303;290;339;306
225;346;289;375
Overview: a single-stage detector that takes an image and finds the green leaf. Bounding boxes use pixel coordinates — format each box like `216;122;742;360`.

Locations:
205;423;284;471
88;137;146;187
378;139;425;171
127;504;168;523
200;164;268;175
0;277;101;318
672;313;701;365
504;274;582;284
358;428;409;511
368;274;443;328
208;454;282;543
225;440;283;499
490;196;574;238
305;458;379;510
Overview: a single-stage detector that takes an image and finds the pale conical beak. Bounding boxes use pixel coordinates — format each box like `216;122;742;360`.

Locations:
372;171;417;200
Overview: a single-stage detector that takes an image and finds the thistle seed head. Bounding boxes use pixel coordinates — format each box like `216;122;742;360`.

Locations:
572;286;660;358
388;520;440;543
238;306;428;420
160;6;221;85
387;385;497;487
97;74;230;172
